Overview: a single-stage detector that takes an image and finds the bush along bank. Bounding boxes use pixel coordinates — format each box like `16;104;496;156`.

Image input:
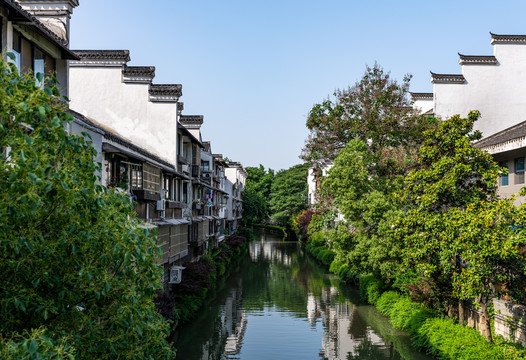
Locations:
359;275;526;360
305;242;357;283
305;244;526;359
155;235;248;329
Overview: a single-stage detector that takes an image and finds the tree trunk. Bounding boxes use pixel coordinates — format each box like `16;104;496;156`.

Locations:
458;299;465;326
480;299;493;343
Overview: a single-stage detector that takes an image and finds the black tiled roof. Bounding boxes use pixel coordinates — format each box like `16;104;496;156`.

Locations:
1;0;79;60
458;53;497;65
122;66;155;78
410;92;433;101
490;32;526;44
149;84;182;97
73;50;131;62
430;71;466;84
475;120;526;149
179;115;204;124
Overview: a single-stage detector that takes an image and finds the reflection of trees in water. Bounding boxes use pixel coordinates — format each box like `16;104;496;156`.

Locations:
176;231;430;360
346;338;401;360
245;238;308;316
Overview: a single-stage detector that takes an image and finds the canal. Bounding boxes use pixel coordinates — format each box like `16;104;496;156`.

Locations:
173;230;433;360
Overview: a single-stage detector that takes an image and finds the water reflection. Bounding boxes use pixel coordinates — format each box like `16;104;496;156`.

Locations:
174;230;431;360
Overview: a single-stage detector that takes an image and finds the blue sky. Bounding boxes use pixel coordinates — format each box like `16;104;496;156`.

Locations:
70;0;526;171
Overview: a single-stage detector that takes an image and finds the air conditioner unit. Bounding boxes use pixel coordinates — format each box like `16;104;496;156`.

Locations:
156;199;166;211
181;164;189;173
201;173;211;178
169;266;185;284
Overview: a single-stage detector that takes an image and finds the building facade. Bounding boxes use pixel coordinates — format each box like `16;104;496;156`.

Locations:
411;33;526;204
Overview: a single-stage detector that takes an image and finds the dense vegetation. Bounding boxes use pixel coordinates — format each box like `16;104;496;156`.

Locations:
155;235;248;327
242;163;308;228
0;58;173;358
299;63;526;354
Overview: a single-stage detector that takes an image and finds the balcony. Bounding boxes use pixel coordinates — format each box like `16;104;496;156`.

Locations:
166;200;185;209
133;189;161;201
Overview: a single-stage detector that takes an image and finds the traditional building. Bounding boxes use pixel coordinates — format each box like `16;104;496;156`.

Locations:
0;0;79;96
411;33;526;204
67;49;193;284
224;162;247;233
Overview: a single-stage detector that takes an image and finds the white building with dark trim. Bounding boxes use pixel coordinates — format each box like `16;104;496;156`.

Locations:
411;33;526;204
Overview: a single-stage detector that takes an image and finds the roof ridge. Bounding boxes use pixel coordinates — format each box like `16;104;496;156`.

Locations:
148;84;182;102
458;53;497;65
410;92;433;100
430;71;466;84
490;32;526;45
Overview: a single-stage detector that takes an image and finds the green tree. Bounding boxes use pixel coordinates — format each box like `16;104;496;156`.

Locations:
301;63;433;170
241;188;268;224
0;58;173;358
242;165;275;224
301;64;436;280
397;111;520;342
269;164;308;226
245;164;275;198
323;139;404;279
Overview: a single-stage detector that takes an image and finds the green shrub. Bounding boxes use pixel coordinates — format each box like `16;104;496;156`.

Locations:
309;231;325;247
338;264;357;283
375;291;402;316
359;275;385;304
321;249;335;266
372;288;525;360
412;317;524;360
329;260;344;274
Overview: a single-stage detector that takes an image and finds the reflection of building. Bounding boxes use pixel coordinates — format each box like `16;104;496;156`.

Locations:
223;288;247;356
308;286;392;359
249;236;292;266
197;286;247;359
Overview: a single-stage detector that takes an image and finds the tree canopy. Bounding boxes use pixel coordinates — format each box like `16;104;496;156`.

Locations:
301;64;434;170
397;112;526;343
242;165;275;224
0;58;173;358
269;164;309;226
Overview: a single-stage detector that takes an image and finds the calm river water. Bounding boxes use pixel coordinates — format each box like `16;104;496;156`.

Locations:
173;230;433;360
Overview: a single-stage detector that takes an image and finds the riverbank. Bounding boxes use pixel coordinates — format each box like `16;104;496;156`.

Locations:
155;234;248;330
306;246;526;359
174;229;431;359
246;223;288;238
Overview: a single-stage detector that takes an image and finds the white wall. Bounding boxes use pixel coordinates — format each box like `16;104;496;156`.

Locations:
69;65;179;165
434;43;526;138
413;98;433;114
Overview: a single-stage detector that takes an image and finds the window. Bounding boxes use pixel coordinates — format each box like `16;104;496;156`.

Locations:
201;160;210;172
143;163;161;193
515;157;525;184
131;164;143;189
33;48;45;86
12;31;21;73
11;31;55;79
499;161;509;186
163;174;173;200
